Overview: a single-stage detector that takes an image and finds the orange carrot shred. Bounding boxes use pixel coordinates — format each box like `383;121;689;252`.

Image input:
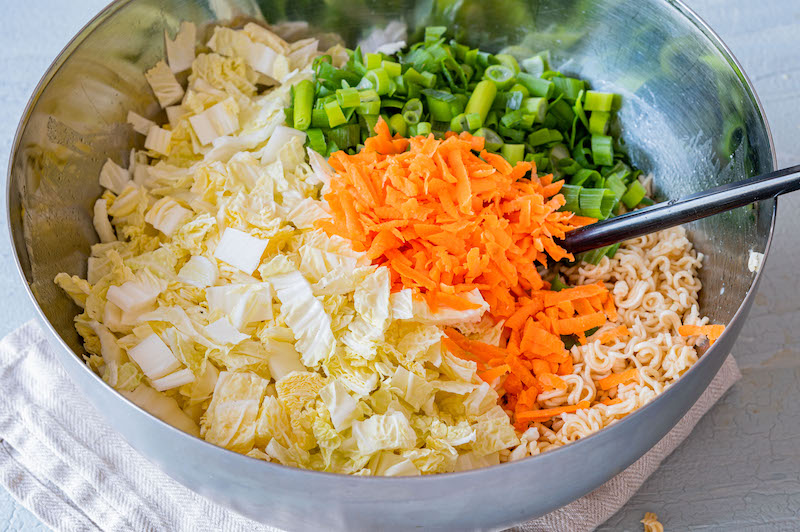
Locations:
597;368;640;391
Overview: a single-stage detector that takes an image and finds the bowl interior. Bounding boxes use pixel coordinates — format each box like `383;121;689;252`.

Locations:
5;0;775;527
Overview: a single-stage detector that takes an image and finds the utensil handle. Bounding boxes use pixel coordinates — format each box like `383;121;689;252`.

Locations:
560;164;800;255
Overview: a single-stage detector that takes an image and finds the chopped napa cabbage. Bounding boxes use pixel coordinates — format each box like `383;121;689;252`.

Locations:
177;256;218;288
166;105;189;128
371;452;420;476
151;367;195;392
144;126;173;156
144;60;185;108
93;199;117;243
269;270;335;367
145;197;192;236
127;111;156;136
165;21;196;74
205;282;272;329
188;97;240;145
275;371;328;450
202;371;269;453
389;366;434;410
127;333;182;380
352;411;416;455
214;228;268;274
121;384;200;436
99;158;131;194
106;269;167;314
208;26;282;78
319;380;359;432
88;321;125;386
389;289;414;320
286;197;331;229
204;317;250;345
263;339;305;381
261;125;306;164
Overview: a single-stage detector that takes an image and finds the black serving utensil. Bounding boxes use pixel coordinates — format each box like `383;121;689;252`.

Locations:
558;164;800;255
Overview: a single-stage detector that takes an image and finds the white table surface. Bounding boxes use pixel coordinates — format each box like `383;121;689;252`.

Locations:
2;1;800;530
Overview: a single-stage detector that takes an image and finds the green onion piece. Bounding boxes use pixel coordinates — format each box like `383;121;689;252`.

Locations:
589;111;610;135
401;98;423;125
416;121;432;136
527;128;555;147
476;51;493;68
573;89;589;129
450;40;469;61
336;87;361;108
505;91;524;111
552;77;585;102
532;152;549;172
605;242;621;258
284;107;293;126
521;97;548;123
571;168;601;187
509;83;530;98
551;275;568;291
601;191;618;218
360;114;379;136
500;109;534;130
464;48;479;66
365;53;382;70
485;110;499;128
495;54;520;73
450;112;482;133
605;174;627;200
591;135;614;166
499;125;526;143
516;73;554;98
560;184;582;213
324;101;347;128
557;157;581;175
465;80;497;123
639;196;655;206
311;107;330;128
366;68;391;95
521;51;550;76
425;26;447;43
380;99;405;109
292;79;314;130
579;244;617;265
621;180;647;208
584;91;616;112
327;124;361;149
483;64;515;90
403;68;436;88
550;99;576;129
474;128;504;151
501;143;524;166
579;188;607;219
382;60;402;78
306;128;326;154
389;114;407;137
423;89;458;121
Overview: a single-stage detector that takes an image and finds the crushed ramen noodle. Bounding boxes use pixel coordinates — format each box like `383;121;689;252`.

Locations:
641;512;665;532
503;226;709;458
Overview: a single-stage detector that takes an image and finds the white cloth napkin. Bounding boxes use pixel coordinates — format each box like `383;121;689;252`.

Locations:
0;320;741;532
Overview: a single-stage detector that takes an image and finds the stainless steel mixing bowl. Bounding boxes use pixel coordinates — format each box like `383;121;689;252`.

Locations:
6;0;775;529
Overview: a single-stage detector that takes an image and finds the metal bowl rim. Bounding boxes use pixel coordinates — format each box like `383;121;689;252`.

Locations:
5;0;778;485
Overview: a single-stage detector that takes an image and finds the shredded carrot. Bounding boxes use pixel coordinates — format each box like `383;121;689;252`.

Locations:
597;368;640;391
678;324;725;344
601;398;622;406
516;400;591;423
598;325;630;345
320;119;626;429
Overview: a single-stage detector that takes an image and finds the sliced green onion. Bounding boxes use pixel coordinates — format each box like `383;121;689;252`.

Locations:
573;89;589;129
601;191;618;218
605;174;627;200
499;125;525;143
521;97;548;123
501;143;524;166
549;99;576;129
423;89;458;121
380;98;405;109
403;68;436;88
358;99;381;115
500;109;534;130
570;168;600;187
402;98;423;125
366;68;391;95
389;114;407;136
483;64;515;90
591;135;614;166
551;275;568;291
450;112;482;133
560;184;582;213
311;108;330;128
327;124;360;149
464;80;497;123
552;77;585;102
589;111;610;135
382;60;402;77
621;180;647;208
505;91;524;111
425;26;447;43
509;83;530;98
639;196;655;206
527;128;561;147
306;128;326;154
365;53;382;70
556;157;581;175
495;54;520;73
474;127;504;151
416;121;432;136
292;79;314;130
579;188;615;219
521;51;550;76
516;73;555;98
324;100;347;128
359;114;379;136
584;91;616;112
485;110;499;128
336;87;361;108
